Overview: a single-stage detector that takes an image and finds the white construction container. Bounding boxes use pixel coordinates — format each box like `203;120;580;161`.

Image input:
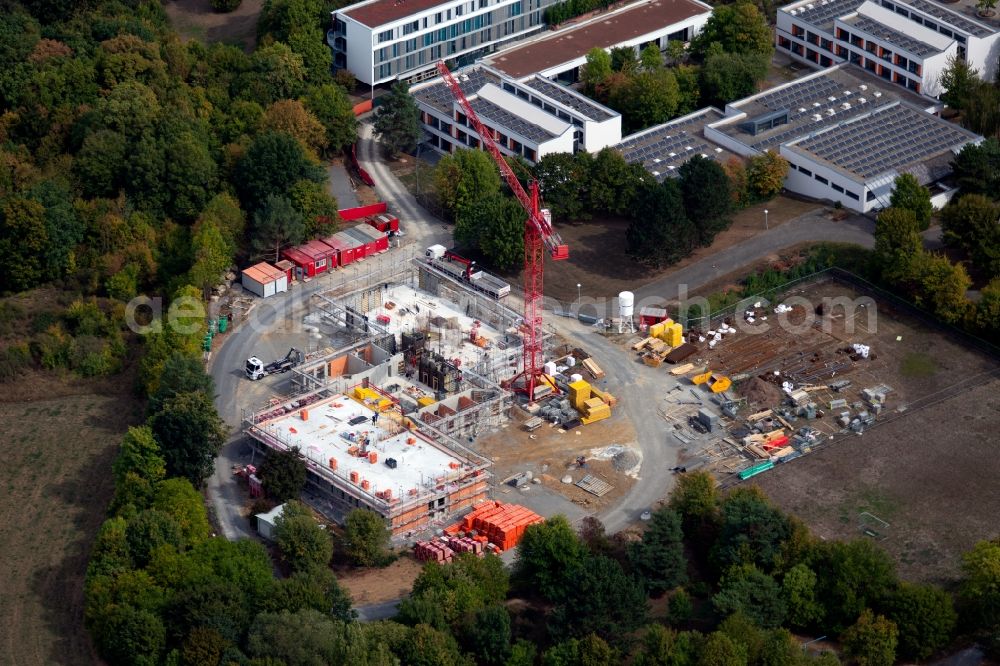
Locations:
543;361;558;376
570;373;583;383
242;262;289;298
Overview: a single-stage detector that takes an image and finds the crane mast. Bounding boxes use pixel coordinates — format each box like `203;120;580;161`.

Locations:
435;61;569;402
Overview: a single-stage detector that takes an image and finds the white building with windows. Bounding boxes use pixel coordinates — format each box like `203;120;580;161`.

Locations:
776;0;1000;97
411;65;621;162
330;0;559;85
702;64;982;212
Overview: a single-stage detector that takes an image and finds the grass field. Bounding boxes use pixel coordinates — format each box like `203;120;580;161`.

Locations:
0;390;141;665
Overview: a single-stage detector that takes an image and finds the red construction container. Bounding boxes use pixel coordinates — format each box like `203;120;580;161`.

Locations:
282;239;337;277
322;233;358;266
366;213;399;234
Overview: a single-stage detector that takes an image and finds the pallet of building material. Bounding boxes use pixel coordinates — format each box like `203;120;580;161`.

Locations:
670;362;695;376
746;443;770;459
748;408;773;421
665;343;698;364
633;337;656;352
523;416;544;432
648;339;669;354
576;474;614;497
582;357;605;379
643;353;663;367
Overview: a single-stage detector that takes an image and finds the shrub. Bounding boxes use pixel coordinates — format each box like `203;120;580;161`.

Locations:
211;0;242;11
0;342;31;381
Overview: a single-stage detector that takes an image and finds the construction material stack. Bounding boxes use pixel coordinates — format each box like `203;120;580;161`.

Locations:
435;501;544;553
568;379;616;425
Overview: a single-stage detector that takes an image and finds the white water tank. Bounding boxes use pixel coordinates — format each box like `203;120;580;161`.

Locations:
543;361;558;376
565;356;576;367
570;373;583;383
618;291;635;318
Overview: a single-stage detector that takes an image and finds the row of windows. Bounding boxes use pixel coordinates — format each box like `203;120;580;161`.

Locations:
780;29;923;87
376;0;520;42
878;0;966;42
793;164;860;200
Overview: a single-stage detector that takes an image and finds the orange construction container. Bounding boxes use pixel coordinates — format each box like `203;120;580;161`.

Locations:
329;457;337;470
361;479;370;490
368;451;378;464
300;409;309;420
384;488;392;500
350;471;359;483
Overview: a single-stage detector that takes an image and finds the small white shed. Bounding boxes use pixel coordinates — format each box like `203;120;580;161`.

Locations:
255;503;286;541
241;262;288;298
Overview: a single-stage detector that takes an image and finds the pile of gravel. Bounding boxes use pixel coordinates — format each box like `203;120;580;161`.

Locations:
612;448;640;472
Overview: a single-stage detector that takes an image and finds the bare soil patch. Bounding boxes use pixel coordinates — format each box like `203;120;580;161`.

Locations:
164;0;263;51
0;392;142;665
335;555;424;605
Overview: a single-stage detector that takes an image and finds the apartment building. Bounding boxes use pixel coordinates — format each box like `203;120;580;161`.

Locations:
330;0;559;85
776;0;1000;96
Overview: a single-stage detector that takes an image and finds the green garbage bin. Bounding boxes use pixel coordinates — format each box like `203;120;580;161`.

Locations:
208;318;218;334
218;316;228;333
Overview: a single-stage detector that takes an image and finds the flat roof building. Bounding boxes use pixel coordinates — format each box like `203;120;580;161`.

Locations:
412;65;621;161
330;0;561;85
704;64;982;211
483;0;712;79
612;107;737;180
776;0;1000;97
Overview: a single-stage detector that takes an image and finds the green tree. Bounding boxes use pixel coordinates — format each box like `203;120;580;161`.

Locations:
165;130;218;222
236;131;325;211
589;147;650;216
289;178;340;238
941;194;1000;276
910;252;972;324
712;564;787;628
581;47;612;93
698;632;747;666
974;278;1000;335
374;81;421;158
535;152;593;221
668;469;719;529
152;477;212;547
250;42;307;102
746;151;789;200
93;605;166;666
674;64;701;115
640;43;662;71
344;508;391;567
963;81;1000;138
679;155;733;245
960;538;1000;630
781;563;825;629
73;129;127;197
303;83;359;151
873;207;924;284
189;219;232;291
26;179;84;278
150;390;228;487
515;514;590;602
274;500;334;571
841;609;898;666
401;553;509;630
198;193;245;256
691;2;773;57
126;508;184;567
463;605;512;665
0;196;49;292
940;54;980;111
149;351;215;416
883;582;957;661
711;487;791;572
507;639;538;666
262;98;328;157
611;69;680;133
700;52;769;105
260;446;308;502
400;623;470;666
434;148;501;221
550;554;648;642
951;138;1000;196
113;425;166;490
627;179;697;267
542;634;616;666
610;46;639;73
810;539;897;633
252;194;306;263
272;564;355;622
479;195;527;271
629;506;687;594
247;608;341;665
890;173;933;230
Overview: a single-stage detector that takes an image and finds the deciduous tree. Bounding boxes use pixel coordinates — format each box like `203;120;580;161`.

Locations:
712;564;787;628
374;81;421;158
549;554;648;642
262;99;328;157
781;563;825;629
691;2;773;57
747;151;789;200
700;52;769;105
960;538;1000;630
251;194;306;263
883;582;957;661
627;179;697;267
873;207;924;284
941;194;1000;276
679;155;733;245
236;130;325;211
259;446;308;502
0;196;48;293
434;148;501;221
629;506;687;594
890;173;933;230
343;508;391;567
581;47;612;94
515;514;591;602
304;83;358;151
150;390;228;487
274;500;334;571
841;609;898;666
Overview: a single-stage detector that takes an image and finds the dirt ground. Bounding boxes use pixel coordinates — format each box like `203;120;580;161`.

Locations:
164;0;263;51
684;277;1000;583
477;407;638;513
540;197;822;302
0;391;142;666
335;555;424;605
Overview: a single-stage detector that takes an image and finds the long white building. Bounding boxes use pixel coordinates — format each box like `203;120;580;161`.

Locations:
329;0;560;86
775;0;1000;97
412;65;622;162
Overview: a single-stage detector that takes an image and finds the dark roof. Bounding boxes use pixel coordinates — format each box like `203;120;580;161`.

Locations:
790;0;863;32
487;0;710;78
341;0;453;29
469;97;557;142
614;108;734;181
412;68;501;114
843;14;941;56
789;102;979;179
524;76;616;121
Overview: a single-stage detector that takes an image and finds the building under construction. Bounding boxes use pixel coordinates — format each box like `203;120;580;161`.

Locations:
243;386;491;537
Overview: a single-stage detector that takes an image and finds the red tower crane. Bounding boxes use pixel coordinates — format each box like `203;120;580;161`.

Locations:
435;61;569;402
